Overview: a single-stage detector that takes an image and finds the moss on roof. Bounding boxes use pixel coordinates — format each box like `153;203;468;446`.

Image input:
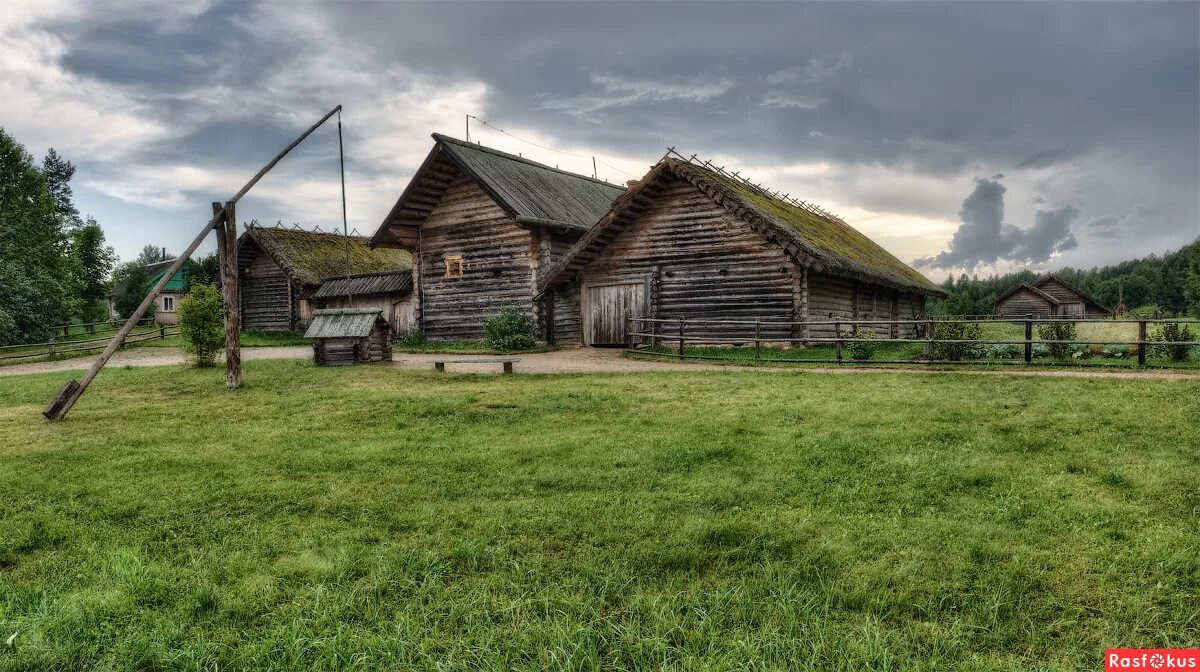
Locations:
246;227;412;288
689;162;942;294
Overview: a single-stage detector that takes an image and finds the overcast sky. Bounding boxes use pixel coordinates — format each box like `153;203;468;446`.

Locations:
2;0;1197;279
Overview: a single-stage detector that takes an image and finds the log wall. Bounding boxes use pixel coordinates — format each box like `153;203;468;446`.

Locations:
995;288;1056;319
418;175;535;340
239;242;300;332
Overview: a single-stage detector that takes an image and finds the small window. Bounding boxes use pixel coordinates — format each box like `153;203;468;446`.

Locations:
445;255;464;279
162;296;175;312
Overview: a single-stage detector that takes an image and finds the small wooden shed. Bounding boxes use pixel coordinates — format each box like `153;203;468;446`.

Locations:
303;308;393;366
994;275;1111;319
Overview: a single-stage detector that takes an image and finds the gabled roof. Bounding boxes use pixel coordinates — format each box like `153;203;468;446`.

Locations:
371;133;626;248
539;157;945;296
313;271;412;299
303;308;387;339
241;226;411;288
1032;274;1111;312
994;282;1061;306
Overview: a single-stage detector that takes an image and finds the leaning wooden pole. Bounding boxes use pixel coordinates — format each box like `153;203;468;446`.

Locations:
44;105;342;420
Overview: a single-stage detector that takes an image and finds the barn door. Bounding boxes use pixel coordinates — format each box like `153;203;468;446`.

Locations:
585;283;644;346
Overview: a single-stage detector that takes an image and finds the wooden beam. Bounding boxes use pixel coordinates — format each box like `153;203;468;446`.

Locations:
44;105;343;420
216;202;241;387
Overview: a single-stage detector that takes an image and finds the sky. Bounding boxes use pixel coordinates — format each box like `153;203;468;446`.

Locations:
2;0;1197;281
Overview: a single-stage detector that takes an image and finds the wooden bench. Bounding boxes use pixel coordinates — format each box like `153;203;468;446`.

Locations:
432;358;520;374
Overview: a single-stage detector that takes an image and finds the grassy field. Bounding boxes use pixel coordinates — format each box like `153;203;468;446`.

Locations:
0;330;308;367
0;362;1197;670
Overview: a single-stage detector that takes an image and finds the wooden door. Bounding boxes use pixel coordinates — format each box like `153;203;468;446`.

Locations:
585;283;644;346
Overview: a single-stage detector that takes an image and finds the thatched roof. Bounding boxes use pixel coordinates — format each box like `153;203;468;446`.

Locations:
313;271;412;299
372;134;625;248
242;226;411;289
303;308;386;339
539;157;945;296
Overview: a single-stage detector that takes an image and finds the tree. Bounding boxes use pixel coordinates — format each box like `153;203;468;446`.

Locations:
0;128;71;344
42;148;81;231
185;252;221;292
1186;248;1200;318
114;265;155;320
176;283;224;367
135;244;173;266
67;218;116;323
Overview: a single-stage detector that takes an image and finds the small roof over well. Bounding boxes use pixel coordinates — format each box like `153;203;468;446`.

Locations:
241;224;411;288
372;134;626;248
303;308;387;339
313;271;412;299
539;156;945;296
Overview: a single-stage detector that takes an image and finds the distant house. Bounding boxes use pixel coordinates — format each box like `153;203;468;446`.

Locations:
536;156;945;345
237;225;412;332
107;257;188;325
993;275;1111;319
370;134;625;340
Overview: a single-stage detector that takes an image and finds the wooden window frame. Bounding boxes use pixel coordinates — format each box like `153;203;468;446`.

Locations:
162;296;175;312
444;255;464;279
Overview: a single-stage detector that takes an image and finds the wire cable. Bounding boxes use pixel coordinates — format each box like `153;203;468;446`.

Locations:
467;115;640;180
337;108;352;306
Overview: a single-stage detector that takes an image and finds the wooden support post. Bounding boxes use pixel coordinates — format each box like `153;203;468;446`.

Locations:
503;361;514;374
62;325;69;338
222;202;241;388
651;318;659;348
926;318;934;363
754;318;761;362
1024;314;1033;363
677;318;685;359
1137;319;1147;366
48;335;55;359
435;362;445;372
159;325;165;340
835;318;843;363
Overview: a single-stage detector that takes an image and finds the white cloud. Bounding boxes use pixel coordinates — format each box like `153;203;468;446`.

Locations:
760;92;826;109
541;70;734;116
765;51;854;85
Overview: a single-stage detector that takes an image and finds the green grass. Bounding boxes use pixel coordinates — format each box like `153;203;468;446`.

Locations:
1;362;1198;670
0;330;307;366
394;340;557;355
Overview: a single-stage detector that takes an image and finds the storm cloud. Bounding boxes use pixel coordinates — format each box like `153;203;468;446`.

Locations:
914;178;1080;270
0;1;1196;273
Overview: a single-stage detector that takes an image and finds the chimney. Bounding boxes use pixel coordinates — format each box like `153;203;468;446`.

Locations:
625;180;639;190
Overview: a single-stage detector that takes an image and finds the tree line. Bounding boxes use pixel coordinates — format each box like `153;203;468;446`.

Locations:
928;239;1200;318
0;128;221;346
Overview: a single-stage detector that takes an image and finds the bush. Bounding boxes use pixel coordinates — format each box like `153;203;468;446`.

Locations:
395;328;425;348
176;283;224;367
483;309;536;351
846;328;876;361
932;320;983;360
1151;323;1195;362
1101;344;1128;359
1036;322;1077;360
985;343;1021;359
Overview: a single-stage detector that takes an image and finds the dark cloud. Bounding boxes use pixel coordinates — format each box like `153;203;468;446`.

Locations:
1017;149;1068;169
914;178;1079;270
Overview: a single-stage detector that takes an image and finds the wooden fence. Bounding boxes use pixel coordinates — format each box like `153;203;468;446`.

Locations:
0;322;176;363
625;315;1200;367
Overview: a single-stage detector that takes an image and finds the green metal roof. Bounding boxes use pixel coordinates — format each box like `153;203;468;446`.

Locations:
433;134;626;231
108;258;187;298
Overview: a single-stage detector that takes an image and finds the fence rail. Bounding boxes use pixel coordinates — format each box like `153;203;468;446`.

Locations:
0;324;177;363
624;314;1200;368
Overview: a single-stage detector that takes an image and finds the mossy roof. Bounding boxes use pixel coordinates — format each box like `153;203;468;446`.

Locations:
691;162;942;294
244;227;412;288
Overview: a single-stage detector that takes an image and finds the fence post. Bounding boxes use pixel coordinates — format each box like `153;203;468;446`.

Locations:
677;318;685;359
651;318;659;348
48;334;55;359
1137;319;1147;366
835;318;843;363
88;323;95;335
160;324;166;340
1024;314;1033;363
754;318;761;362
926;318;934;363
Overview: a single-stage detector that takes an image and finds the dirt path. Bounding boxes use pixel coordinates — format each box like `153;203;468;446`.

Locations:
3;345;1196;380
0;346;311;377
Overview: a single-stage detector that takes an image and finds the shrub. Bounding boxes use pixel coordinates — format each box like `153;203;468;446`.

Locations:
1101;344;1127;359
395;328;425;348
1031;343;1050;358
1036;322;1077;360
985;343;1021;359
483;309;536;351
846;328;876;361
175;283;224;367
1151;323;1195;362
931;320;983;360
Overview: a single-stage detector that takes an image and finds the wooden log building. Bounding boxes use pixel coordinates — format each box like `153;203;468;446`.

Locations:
312;271;416;333
304;308;393;366
237;224;412;332
370;134;626;340
536;156;946;345
993;275;1111;319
